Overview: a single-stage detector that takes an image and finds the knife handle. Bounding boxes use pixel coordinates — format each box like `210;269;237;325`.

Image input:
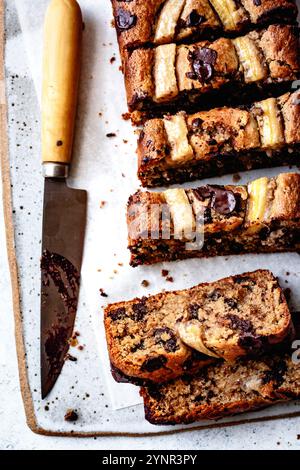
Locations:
42;0;82;176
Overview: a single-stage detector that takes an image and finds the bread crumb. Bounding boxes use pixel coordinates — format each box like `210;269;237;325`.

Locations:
64;409;78;422
100;201;106;208
141;280;150;287
232;173;241;182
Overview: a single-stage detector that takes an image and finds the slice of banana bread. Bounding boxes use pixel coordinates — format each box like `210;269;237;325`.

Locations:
123;25;300;119
104;270;292;384
111;0;298;55
141;322;300;424
137;90;300;187
127;173;300;267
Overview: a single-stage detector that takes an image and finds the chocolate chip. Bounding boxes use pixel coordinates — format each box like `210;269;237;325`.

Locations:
110;307;126;321
262;359;287;387
154;327;179;353
253;0;261;6
224;298;238;309
185;10;206;27
210;187;237;215
147;385;163;401
132;297;147;321
187;47;217;83
56;140;63;146
141;356;167;372
130;340;145;353
189;303;199;319
207;289;221;301
116;9;137;31
227;314;254;334
192;117;203;128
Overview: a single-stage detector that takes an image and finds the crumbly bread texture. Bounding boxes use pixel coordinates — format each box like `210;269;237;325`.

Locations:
123;25;300;117
104;270;292;384
111;0;298;54
127;173;300;266
141;322;300;424
137;90;300;187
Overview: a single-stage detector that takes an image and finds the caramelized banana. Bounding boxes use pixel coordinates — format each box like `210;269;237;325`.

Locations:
164;188;196;239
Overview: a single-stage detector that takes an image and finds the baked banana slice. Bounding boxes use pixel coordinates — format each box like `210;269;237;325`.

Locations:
245;176;269;234
164;113;194;163
154;0;186;44
233;36;267;83
177;0;221;40
253;98;285;149
154;44;178;102
164;188;196;240
177;320;220;358
209;0;247;30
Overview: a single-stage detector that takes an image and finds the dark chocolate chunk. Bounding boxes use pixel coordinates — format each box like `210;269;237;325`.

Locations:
187;47;217;83
227;314;254;334
191;117;204;129
141;356;167;372
116;9;137;31
185;10;206;27
253;0;262;6
147;385;163;401
210;187;237;214
110;307;127;321
154;327;179;353
132;297;147;321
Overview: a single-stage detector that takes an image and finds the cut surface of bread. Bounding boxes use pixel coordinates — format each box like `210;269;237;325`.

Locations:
104;270;292;384
141;335;300;424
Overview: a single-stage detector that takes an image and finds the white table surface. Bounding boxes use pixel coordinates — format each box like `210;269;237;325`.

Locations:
1;0;300;450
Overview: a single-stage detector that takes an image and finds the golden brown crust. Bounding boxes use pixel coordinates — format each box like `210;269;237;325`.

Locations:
278;90;300;144
111;0;298;55
123;25;300;114
258;25;300;81
241;0;297;23
271;173;300;221
137;90;300;187
124;48;154;110
104;270;291;384
187;107;260;158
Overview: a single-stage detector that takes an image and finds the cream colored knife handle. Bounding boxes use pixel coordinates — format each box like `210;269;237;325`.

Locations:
42;0;82;176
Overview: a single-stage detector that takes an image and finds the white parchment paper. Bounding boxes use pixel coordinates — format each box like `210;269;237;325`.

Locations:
7;0;300;434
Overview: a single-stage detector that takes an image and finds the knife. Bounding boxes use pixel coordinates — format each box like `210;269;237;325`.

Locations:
40;0;87;399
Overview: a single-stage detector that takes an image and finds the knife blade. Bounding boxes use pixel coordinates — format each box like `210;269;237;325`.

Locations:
40;0;86;399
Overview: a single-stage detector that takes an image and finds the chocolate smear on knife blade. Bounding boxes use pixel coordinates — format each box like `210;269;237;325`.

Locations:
41;250;80;396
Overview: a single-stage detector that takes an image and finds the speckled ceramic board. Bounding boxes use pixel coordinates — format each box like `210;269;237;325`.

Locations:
2;0;300;436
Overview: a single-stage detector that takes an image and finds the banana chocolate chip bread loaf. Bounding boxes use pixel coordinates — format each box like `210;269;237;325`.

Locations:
112;0;298;55
127;172;300;267
137;90;300;187
141;317;300;424
104;270;293;385
123;25;300;120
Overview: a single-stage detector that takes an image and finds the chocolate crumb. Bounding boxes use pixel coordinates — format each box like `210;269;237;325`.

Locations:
65;353;77;362
78;345;84;351
141;279;150;287
166;276;174;283
64;409;78;422
56;140;63;147
100;288;108;298
100;201;106;208
161;269;169;278
106;132;116;138
110;56;116;64
232;173;241;183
